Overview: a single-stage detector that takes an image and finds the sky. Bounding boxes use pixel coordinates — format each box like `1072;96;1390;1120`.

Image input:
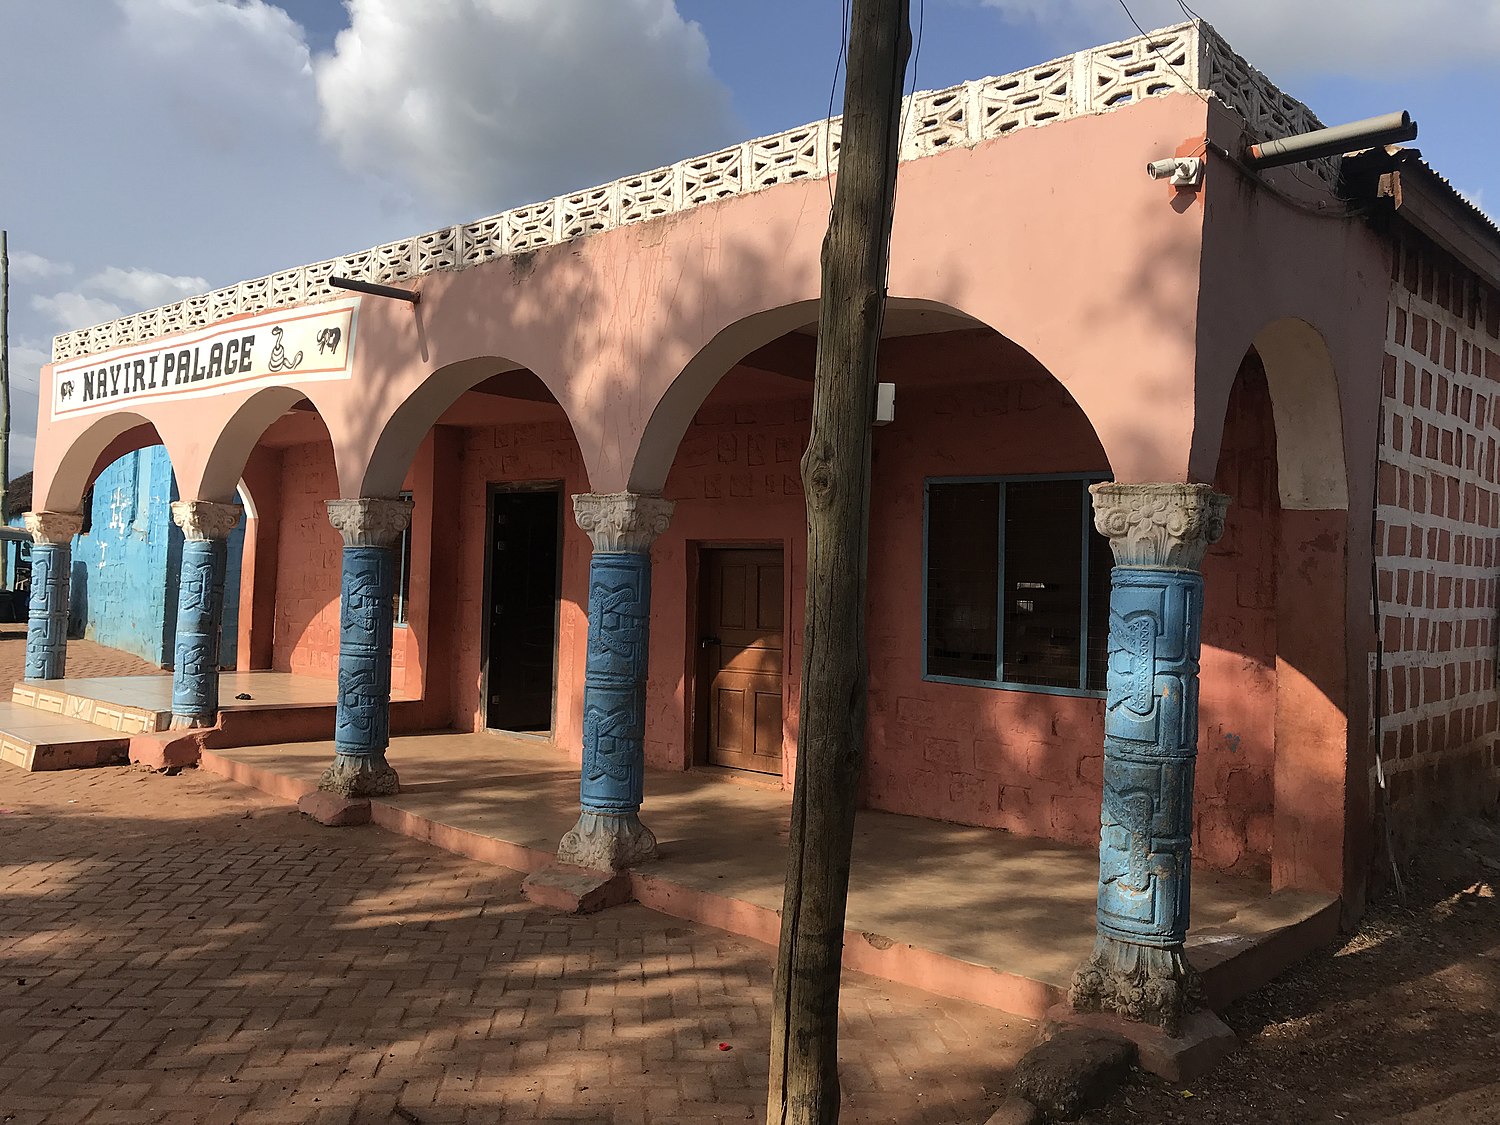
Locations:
3;0;1498;478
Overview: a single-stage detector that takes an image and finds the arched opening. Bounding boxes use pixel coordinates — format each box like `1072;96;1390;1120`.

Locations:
1199;319;1350;895
355;357;591;744
633;299;1123;852
40;411;162;515
31;413;250;670
203;392;339;681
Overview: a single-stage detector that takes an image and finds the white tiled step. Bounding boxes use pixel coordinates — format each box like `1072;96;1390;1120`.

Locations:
11;680;165;734
0;701;132;772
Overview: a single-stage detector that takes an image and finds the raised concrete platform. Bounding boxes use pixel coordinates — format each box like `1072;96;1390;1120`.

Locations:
13;677;166;734
8;671;422;747
202;732;1342;1022
0;700;130;771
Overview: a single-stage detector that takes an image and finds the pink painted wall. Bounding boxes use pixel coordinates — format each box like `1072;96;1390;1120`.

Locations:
272;440;343;680
451;419;592;756
270;438;421;692
1197;355;1280;876
33;92;1217;521
259;328;1288;876
651;381;811;775
862;370;1108;847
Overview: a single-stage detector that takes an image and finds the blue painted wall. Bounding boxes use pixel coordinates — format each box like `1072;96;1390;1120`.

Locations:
6;447;245;668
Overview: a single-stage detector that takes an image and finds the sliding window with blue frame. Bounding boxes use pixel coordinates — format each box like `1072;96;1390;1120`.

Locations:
922;473;1112;697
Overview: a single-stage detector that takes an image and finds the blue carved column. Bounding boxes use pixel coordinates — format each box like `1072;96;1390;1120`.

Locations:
319;498;414;798
23;511;84;680
1069;482;1229;1035
169;501;242;729
557;491;675;871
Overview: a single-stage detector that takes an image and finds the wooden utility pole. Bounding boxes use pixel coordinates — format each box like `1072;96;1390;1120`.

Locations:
766;3;910;1123
0;231;10;589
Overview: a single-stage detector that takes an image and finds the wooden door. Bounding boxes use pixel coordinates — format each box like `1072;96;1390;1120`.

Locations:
698;548;784;773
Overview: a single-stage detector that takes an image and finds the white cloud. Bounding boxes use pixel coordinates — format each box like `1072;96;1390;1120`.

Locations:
117;0;317;143
7;341;50;395
0;0;740;477
28;265;210;335
85;267;211;310
978;0;1500;75
5;341;48;478
314;0;740;214
31;292;126;333
7;251;72;283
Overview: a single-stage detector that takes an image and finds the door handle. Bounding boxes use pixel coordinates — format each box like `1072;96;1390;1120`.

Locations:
700;636;720;647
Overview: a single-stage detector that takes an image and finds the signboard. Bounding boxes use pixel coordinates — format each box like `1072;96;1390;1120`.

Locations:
51;298;360;421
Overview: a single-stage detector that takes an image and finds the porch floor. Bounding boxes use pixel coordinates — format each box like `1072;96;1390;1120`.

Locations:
18;670;420;714
202;731;1340;1020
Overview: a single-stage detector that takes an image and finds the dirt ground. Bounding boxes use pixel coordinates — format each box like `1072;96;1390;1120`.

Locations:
1083;814;1500;1125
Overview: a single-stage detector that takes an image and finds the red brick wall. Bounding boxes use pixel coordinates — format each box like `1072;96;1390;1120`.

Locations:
1376;233;1500;839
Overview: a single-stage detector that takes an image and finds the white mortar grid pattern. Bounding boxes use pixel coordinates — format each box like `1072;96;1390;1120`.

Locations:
53;19;1325;362
1377;274;1500;773
1384;684;1494;731
1375;733;1497;777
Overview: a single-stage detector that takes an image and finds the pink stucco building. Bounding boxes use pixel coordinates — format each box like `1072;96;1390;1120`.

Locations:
12;21;1500;1041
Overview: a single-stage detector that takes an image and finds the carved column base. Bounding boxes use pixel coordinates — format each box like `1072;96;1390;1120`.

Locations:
168;714;214;732
318;752;400;798
557;809;658;872
1069;934;1204;1037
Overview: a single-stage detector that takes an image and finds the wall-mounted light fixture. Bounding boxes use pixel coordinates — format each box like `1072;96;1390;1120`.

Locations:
1146;156;1204;188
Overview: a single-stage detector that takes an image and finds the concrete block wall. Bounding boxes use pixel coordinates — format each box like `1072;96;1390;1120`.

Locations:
1376;232;1500;842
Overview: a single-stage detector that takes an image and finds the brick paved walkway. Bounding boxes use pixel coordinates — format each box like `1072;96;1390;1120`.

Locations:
0;654;1032;1124
0;625;163;686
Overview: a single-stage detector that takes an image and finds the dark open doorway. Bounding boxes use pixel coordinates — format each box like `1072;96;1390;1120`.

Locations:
482;483;562;733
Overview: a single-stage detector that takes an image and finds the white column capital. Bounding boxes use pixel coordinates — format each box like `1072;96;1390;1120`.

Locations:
170;500;243;542
326;498;413;548
573;492;674;553
1089;482;1229;570
24;511;84;545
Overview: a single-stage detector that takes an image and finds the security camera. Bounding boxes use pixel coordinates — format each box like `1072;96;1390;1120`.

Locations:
1145;156;1203;187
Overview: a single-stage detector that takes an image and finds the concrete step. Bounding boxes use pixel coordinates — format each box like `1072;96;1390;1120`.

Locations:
11;680;166;734
0;700;132;771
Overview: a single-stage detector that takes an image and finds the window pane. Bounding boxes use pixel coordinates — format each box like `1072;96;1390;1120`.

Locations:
926;482;999;680
1002;479;1084;688
1085;505;1113;691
